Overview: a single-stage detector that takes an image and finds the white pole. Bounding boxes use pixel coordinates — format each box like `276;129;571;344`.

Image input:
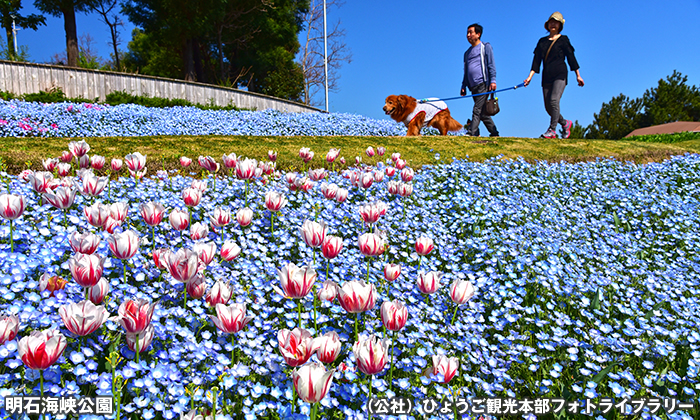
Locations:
323;0;329;112
11;16;19;56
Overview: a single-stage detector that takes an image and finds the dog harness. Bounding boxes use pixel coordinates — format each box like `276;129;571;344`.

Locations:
403;99;448;127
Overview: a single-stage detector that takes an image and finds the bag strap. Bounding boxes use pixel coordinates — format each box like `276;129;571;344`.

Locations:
544;35;560;63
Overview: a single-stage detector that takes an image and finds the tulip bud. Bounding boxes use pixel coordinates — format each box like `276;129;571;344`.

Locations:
353;335;389;375
381;300;408;331
314;331;342;364
0;314;20;344
220;240;242;261
88;277;110;305
279;328;319;367
417;271;443;294
383;263;401;282
449;279;476;305
415;236;434;256
169;208;190;231
236;207;253;227
205;280;233;307
321;236;343;260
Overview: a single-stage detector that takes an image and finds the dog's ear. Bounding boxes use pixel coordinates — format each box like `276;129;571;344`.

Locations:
398;95;407;107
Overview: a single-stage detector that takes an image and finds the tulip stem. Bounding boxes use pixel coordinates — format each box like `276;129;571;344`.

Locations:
123;261;127;284
135;334;140;364
220;226;224;245
40;369;45;420
63;209;69;229
313;293;318;333
297;300;303;330
9;219;13;253
367;374;373;420
184;288;188;309
366;258;370;283
451;304;460;326
389;330;396;391
151;226;155;253
231;334;235;366
311;402;318;420
270;212;275;236
354;313;359;343
244;180;249;208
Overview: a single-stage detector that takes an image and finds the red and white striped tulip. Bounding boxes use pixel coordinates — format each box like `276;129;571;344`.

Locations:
353;335;389;375
395;158;406;170
209;207;231;228
321;182;338;200
373;170;384;183
265;190;287;212
300;220;327;248
299;147;314;163
59;300;108;336
359;172;374;189
42;158;58;172
398;182;413;197
315;331;341;364
449;279;476;305
198;156;220;173
90;155;105;170
165;248;199;283
68;140;90;158
209;303;254;334
69;231;101;254
80;173;108;196
205;280;233;307
317;280;337;302
139;202;166;226
308;168;327;182
124;152;146;172
236;207;253;227
83;202;111;228
104;217;121;234
69;253;106;288
44;186;76;210
107;229;140;259
391;152;401;162
0;315;19;344
365;146;375;157
381;300;408;331
275;263;316;299
221;240;242;261
400;167;414;182
182;187;202;207
179;156;192;168
321;235;343;259
152;247;170;270
278;327;319;367
87;277;110;305
60;150;73;163
383;263;401;282
358;201;386;226
110;158;123;172
293;362;336;404
39;273;69;296
325;148;340;163
377;146;386;156
28;172;54;194
335;188;348;203
385;166;396;177
18;329;67;370
415;236;434;256
193;241;217;266
116;299;158;334
190;222;209;241
336;280;376;313
56;162;71;177
235;158;257;180
268;150;278;162
429;355;459;383
387;180;399;195
125;325;155;354
358;232;385;257
109;202;129;223
186;274;207;299
0;194;26;220
169;208;189;231
417;271;443;294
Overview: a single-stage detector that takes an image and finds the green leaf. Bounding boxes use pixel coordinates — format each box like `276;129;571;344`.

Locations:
590;288;601;311
592;361;618;384
644;301;664;320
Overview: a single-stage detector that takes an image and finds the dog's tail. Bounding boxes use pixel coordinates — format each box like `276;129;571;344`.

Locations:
445;110;463;133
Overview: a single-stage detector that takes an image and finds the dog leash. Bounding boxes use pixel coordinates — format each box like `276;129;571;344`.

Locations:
419;82;526;103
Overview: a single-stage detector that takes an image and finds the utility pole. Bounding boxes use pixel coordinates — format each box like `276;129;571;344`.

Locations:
323;0;329;112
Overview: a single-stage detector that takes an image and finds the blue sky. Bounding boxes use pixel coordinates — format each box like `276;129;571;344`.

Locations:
14;0;700;138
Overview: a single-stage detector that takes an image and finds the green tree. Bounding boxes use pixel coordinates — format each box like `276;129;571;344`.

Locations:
0;0;45;59
587;94;644;140
121;28;182;78
34;0;95;67
640;70;700;126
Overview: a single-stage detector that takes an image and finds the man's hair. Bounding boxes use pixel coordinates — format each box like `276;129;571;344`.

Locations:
468;23;483;37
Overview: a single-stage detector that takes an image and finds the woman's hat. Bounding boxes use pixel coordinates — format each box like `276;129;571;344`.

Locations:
545;11;565;31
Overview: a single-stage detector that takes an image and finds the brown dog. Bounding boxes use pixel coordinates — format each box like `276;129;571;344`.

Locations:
383;95;463;136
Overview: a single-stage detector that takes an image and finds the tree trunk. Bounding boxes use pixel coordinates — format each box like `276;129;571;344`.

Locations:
5;28;15;59
109;22;120;71
192;37;205;83
62;4;79;67
183;38;195;81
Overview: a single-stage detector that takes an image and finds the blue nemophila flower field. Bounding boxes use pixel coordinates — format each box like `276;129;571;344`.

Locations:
0;128;699;419
0;99;456;137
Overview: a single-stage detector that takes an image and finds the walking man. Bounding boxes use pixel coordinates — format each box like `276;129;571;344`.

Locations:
460;23;499;137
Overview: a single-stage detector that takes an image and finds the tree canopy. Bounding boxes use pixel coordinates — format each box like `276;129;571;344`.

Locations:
586;71;700;139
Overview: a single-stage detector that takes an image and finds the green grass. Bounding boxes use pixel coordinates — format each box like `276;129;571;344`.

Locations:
2;135;700;174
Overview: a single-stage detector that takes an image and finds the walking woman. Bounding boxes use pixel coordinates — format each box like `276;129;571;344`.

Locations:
523;12;584;139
